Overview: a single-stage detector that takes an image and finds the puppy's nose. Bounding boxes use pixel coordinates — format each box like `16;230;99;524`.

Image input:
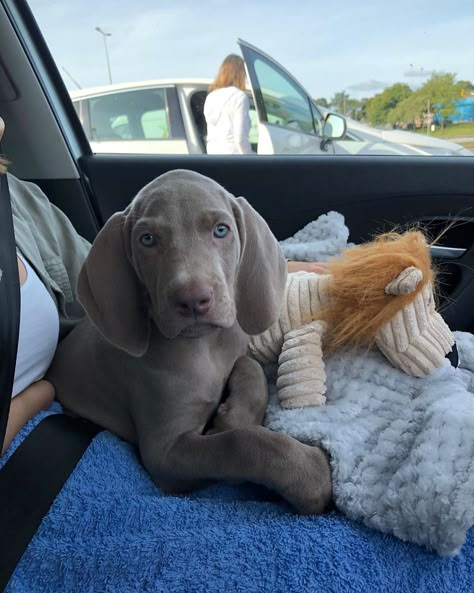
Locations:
445;342;459;368
174;284;213;317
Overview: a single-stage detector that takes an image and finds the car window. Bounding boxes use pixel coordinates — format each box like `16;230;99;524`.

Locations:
253;57;321;136
87;88;169;142
26;1;474;157
141;110;168;139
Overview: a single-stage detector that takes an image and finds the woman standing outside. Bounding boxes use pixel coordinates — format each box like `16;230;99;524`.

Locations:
204;54;253;155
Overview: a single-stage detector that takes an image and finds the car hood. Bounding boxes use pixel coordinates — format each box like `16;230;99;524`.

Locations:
342;115;471;155
378;128;471;154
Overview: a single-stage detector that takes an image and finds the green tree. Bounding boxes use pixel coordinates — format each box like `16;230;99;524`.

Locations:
386;93;427;128
422;73;461;127
457;80;474;97
330;91;363;118
355;97;370;122
365;83;412;127
388;72;462;129
330;91;350;115
315;97;329;108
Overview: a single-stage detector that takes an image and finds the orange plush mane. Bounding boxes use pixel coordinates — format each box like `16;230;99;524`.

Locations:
316;231;434;351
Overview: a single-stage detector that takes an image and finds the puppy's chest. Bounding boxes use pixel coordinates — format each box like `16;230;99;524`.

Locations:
148;325;248;386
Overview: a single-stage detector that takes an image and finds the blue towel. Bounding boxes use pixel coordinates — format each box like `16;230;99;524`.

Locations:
4;405;474;593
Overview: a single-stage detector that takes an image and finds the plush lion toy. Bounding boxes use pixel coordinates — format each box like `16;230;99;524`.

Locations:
249;230;455;409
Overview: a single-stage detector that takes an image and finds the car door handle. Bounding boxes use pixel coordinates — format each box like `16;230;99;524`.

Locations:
430;245;466;260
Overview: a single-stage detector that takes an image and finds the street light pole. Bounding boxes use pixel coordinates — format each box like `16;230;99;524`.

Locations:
95;27;112;85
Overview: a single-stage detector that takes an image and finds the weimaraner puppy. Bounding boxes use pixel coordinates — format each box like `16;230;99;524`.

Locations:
48;169;331;514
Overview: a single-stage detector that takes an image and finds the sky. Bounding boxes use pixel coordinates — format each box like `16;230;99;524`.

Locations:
28;0;474;101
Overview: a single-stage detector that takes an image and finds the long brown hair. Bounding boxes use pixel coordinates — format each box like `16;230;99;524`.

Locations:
208;54;246;92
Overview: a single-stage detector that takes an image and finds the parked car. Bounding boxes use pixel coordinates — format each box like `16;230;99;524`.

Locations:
70;39;472;157
332;111;473;156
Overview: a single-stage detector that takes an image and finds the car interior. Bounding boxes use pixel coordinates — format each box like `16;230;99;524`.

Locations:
190;89;208;152
1;0;474;590
87;89;169;141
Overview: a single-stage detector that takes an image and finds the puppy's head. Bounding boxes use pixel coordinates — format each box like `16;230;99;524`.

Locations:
78;170;287;355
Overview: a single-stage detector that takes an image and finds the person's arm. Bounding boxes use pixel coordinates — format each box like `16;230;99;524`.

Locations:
2;380;55;454
287;261;330;274
10;174;91;337
9;175;91;273
233;93;252;154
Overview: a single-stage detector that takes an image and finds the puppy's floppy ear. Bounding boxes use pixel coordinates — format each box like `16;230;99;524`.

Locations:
232;197;287;335
77;212;150;356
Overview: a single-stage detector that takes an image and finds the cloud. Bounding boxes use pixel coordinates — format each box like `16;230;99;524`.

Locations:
404;68;435;78
346;80;388;92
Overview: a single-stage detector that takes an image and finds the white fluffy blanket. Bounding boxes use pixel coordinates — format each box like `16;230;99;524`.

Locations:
280;210;353;261
268;213;474;556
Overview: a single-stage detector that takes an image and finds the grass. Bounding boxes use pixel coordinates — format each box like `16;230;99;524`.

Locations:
414;122;474;150
433;122;474;137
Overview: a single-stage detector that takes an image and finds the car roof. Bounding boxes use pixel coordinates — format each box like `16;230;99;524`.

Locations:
69;78;213;99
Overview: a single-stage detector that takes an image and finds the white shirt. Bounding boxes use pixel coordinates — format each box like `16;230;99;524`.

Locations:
12;253;60;397
204;86;252;155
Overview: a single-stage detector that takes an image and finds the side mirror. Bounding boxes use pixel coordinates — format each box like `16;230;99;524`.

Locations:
321;113;347;151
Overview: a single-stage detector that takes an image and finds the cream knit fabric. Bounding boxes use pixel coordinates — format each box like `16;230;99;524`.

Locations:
375;283;454;377
276;321;327;408
249;272;330;408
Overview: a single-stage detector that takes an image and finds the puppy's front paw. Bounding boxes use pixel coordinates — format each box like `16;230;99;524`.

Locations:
281;445;332;515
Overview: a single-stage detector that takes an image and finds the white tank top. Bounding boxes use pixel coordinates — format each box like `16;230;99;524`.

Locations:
12;253;60;398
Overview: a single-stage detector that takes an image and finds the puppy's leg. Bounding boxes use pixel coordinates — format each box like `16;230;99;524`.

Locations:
141;426;332;515
207;356;268;434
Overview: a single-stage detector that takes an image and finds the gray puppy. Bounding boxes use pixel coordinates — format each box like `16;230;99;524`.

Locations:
48;169;331;514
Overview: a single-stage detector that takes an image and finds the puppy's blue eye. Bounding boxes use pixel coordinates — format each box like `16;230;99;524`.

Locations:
139;233;157;247
213;224;230;239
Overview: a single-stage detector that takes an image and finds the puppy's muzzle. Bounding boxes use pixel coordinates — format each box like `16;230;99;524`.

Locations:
174;282;214;318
